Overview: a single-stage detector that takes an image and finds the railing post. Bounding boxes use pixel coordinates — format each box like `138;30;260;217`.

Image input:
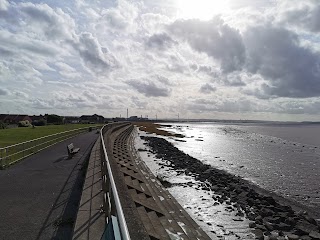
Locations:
4;147;8;167
0;148;3;168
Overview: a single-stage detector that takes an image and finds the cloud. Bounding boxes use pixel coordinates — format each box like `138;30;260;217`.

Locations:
31;91;95;110
168;17;246;73
55;62;81;79
14;91;29;98
97;0;138;32
131;96;148;109
244;25;320;98
0;0;8;11
72;32;118;74
0;88;9;95
141;13;171;32
187;97;254;113
274;99;320;115
127;76;172;97
0;30;60;58
199;83;216;94
277;0;320;32
229;0;274;10
223;73;247;87
19;2;76;40
146;33;176;50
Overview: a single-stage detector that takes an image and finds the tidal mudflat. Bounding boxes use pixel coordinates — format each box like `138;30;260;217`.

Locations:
135;123;320;239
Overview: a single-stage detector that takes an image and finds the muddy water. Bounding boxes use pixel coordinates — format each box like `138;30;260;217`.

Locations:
134;129;256;239
163;123;320;214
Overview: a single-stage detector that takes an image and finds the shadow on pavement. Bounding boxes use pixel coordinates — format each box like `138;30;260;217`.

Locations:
35;141;95;240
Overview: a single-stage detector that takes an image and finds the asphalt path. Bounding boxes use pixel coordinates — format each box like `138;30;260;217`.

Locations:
0;131;98;240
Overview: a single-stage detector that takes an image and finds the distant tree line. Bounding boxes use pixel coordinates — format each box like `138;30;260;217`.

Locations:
0;120;6;129
46;114;63;125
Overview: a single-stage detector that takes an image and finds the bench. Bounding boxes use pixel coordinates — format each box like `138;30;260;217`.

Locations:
67;143;80;158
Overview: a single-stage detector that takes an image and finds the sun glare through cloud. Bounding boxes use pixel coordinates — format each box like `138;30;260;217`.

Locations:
176;0;230;20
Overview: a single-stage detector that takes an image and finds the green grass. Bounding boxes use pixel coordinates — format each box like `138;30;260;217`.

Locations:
0;124;103;168
0;124;103;148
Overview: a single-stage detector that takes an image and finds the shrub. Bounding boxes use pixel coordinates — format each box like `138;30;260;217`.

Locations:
18;120;32;127
33;119;46;126
0;121;7;129
46;114;63;125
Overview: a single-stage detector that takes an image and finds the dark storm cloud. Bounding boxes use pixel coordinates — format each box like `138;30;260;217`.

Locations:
168;17;246;73
126;77;171;97
244;25;320;98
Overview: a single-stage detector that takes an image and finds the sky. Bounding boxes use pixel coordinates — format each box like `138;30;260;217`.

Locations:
1;0;320;121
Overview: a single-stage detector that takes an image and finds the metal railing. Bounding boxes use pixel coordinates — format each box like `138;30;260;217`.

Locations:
100;124;131;240
0;126;96;168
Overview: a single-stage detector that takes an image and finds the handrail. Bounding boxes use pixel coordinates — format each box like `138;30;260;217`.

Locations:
0;126;96;149
100;124;131;240
0;126;98;167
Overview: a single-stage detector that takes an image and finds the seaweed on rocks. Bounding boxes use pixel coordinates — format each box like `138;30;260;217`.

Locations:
142;136;320;239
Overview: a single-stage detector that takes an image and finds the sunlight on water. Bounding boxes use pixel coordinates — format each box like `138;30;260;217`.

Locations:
162;123;320;211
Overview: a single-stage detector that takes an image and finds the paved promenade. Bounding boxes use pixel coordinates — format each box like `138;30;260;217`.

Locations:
0;131;98;240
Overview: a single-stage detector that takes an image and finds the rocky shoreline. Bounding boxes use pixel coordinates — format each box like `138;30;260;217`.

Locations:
141;136;320;240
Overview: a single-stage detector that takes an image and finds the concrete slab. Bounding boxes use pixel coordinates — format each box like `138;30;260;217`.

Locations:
72;138;105;240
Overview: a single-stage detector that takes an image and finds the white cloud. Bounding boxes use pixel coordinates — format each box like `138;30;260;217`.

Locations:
96;0;139;33
19;2;76;40
0;0;9;11
55;62;81;79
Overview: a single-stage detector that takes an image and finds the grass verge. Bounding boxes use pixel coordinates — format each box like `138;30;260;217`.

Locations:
0;124;103;147
0;124;103;168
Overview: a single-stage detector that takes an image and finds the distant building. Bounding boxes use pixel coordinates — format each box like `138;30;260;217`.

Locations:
112;117;126;122
0;114;32;124
64;116;80;124
128;116;148;121
80;114;105;124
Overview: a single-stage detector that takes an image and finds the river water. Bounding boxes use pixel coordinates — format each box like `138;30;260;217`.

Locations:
161;122;320;213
